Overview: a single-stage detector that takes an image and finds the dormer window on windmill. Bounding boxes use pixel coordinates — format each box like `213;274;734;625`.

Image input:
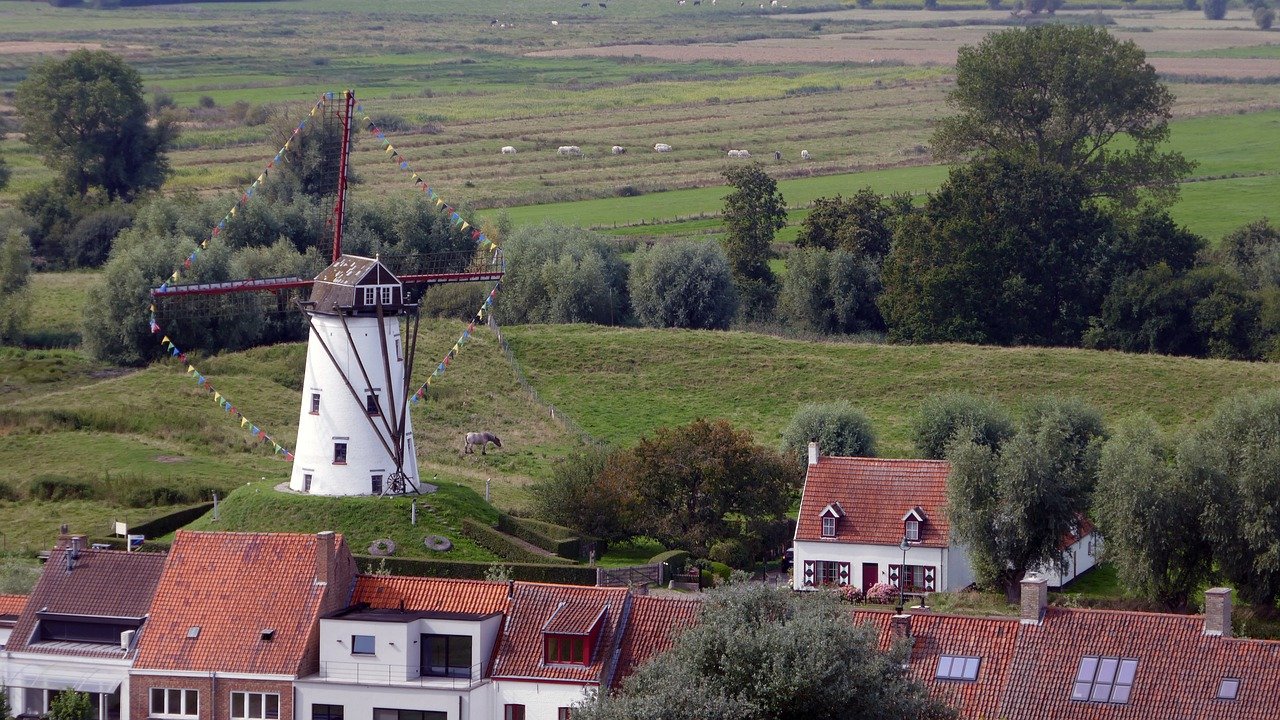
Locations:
902;506;927;542
820;502;845;538
542;600;608;666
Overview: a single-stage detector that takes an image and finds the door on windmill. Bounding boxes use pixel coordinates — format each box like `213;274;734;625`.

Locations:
888;564;937;592
366;393;381;416
371;474;383;494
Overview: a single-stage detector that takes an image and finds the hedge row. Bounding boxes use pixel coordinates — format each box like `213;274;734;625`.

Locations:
130;502;214;538
354;554;597;585
461;518;558;565
649;549;690;574
86;536;173;553
497;514;583;560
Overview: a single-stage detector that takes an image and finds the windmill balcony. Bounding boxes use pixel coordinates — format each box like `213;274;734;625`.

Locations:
316;660;489;689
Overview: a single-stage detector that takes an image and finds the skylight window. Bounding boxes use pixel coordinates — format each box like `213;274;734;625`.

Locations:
935;655;981;681
1071;656;1138;704
1217;678;1240;700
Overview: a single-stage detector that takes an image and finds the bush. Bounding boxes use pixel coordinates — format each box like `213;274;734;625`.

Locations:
353;554;597;585
1204;0;1227;18
778;248;883;335
923;0;938;8
461;518;558;564
367;113;413;132
629;241;737;330
495;222;628;325
0;480;20;501
63;206;133;268
130;502;214;536
497;513;587;560
779;401;877;464
29;475;96;501
840;585;864;603
1256;7;1275;29
151;92;175;114
912;392;1014;459
708;538;753;568
419;283;487;319
866;582;898;604
198;95;216;109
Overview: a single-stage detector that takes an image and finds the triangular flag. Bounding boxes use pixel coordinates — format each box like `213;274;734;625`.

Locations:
241;417;249;427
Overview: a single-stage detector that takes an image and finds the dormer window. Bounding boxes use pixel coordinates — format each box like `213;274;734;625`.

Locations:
902;507;927;542
542;601;606;666
822;517;837;538
819;502;845;538
546;634;588;665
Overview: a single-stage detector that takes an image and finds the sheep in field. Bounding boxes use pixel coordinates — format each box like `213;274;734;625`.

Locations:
557;146;583;156
654;143;673;152
501;146;517;155
727;149;750;158
612;145;627;155
801;149;812;160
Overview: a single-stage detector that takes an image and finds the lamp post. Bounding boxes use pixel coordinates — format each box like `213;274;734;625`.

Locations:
896;536;911;614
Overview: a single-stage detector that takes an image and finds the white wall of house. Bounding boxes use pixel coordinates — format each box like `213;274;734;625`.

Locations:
491;680;591;720
295;678;484;720
1037;532;1103;588
793;540;973;593
318;616;503;683
2;654;132;720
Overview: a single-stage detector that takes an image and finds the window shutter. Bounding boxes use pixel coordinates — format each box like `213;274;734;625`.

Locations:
888;564;900;588
924;566;936;592
838;562;851;587
803;560;815;586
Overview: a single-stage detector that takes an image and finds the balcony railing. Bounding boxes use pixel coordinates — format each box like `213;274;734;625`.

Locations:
317;661;487;688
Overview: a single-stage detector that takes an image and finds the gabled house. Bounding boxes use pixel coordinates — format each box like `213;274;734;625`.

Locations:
0;538;166;720
490;584;630;720
855;579;1280;720
130;530;357;720
792;448;973;594
296;575;512;720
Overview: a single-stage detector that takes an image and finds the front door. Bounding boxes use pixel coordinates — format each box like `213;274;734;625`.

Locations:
862;562;878;591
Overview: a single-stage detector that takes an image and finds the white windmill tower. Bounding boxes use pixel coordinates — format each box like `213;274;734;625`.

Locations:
288;255;422;496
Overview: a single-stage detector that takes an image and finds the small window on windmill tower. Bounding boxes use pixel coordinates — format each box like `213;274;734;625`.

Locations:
366;394;380;416
371;475;383;494
310;393;320;415
334;442;347;464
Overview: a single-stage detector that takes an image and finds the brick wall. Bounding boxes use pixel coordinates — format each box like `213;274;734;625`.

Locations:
129;675;295;720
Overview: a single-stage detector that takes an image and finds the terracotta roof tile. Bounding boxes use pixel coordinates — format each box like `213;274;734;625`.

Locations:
134;530;355;676
353;575;510;615
492;582;628;683
999;607;1280;720
611;595;701;687
544;599;607;635
0;593;28;619
796;457;952;547
854;610;1018;718
6;549;165;658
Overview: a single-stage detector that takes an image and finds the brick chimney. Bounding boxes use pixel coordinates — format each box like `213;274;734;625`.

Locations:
890;613;912;643
1204;587;1232;637
808;441;820;466
1020;576;1048;625
316;531;335;586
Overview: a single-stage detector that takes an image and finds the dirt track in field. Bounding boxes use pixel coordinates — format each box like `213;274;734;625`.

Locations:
0;41;102;55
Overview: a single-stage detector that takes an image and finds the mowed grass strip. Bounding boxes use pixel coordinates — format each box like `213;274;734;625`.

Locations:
501;324;1280;457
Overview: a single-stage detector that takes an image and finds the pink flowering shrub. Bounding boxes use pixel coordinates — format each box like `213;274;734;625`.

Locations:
840;585;864;603
866;582;898;604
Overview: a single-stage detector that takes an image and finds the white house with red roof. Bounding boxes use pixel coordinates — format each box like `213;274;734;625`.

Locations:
792;447;975;594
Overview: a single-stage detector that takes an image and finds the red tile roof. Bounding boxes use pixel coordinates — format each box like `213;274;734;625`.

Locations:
134;530;355;676
854;610;1019;718
999;607;1280;720
0;593;28;619
6;549;165;658
611;595;702;687
492;582;628;684
353;575;510;615
544;599;608;635
795;457;952;547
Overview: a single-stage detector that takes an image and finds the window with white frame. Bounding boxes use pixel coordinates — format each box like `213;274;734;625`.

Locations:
231;692;279;720
936;655;981;681
150;689;199;718
363;287;376;305
381;286;393;305
905;519;920;541
352;634;376;655
1071;656;1138;704
821;516;837;537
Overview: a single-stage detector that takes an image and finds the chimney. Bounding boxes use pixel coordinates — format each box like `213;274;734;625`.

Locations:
1020;576;1048;625
890;613;912;643
316;531;335;586
808;441;820;466
70;535;85;557
55;524;71;550
1204;587;1232;637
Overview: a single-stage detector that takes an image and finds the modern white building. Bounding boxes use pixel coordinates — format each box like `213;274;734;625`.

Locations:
290;255;421;496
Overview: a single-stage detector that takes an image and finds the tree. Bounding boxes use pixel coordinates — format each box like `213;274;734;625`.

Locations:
946;397;1105;601
1204;0;1228;18
1093;416;1211;611
879;156;1112;346
1188;391;1280;609
1256;5;1276;28
0;228;33;345
0;155;9;192
777;248;883;335
496;222;628;326
625;419;799;555
15;50;175;201
933;26;1192;207
795;189;898;264
912;392;1014;460
779;401;877;467
1;682;12;720
530;446;638;543
574;583;957;720
721;163;786;320
1218;218;1280;290
48;691;92;720
629;240;737;330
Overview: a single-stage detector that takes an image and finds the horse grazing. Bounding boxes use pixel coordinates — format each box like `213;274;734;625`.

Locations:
464;432;503;455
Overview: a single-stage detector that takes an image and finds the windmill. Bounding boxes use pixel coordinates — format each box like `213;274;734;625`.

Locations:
151;91;503;496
